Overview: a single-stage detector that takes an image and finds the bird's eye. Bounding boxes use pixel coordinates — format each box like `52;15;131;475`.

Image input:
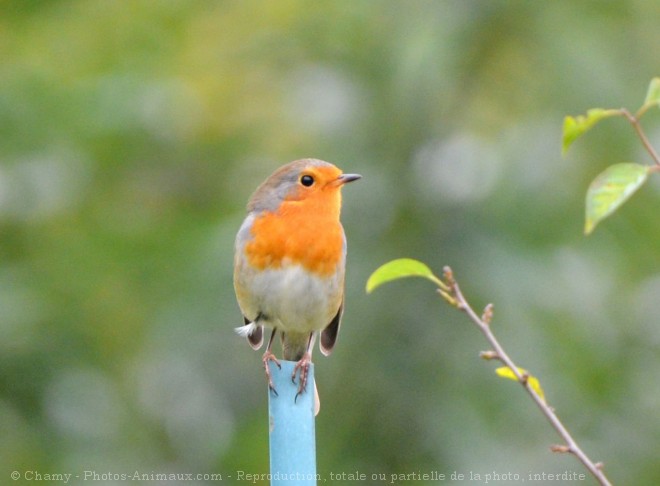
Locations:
300;175;315;187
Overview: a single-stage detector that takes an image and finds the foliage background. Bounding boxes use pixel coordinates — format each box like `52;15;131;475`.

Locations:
2;1;659;484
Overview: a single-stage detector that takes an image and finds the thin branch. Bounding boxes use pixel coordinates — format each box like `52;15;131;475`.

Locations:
621;108;660;166
441;266;613;486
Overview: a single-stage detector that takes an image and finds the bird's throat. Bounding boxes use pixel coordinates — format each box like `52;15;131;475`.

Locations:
245;196;344;276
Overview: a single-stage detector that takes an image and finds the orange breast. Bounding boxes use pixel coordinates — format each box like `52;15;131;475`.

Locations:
245;191;345;276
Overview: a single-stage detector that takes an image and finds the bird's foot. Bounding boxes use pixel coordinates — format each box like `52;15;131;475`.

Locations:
292;352;312;401
262;350;281;395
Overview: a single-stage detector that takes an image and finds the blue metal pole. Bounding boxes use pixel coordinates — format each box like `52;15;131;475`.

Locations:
268;360;317;486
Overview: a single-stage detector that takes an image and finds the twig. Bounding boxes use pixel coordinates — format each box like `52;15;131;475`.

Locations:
621;108;660;166
440;266;613;486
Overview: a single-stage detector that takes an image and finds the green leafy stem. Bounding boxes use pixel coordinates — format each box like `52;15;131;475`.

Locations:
563;77;660;235
367;259;613;486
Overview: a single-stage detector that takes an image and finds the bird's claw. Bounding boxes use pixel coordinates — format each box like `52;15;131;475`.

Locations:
292;353;312;402
262;350;281;395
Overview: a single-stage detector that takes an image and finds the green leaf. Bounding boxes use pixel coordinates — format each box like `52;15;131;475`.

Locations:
642;77;660;109
495;366;545;402
562;108;620;155
585;163;650;235
366;258;443;293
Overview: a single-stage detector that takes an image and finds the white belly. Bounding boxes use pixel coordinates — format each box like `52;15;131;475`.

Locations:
237;262;343;333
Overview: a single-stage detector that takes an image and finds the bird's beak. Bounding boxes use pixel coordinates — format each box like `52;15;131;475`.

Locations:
336;173;362;185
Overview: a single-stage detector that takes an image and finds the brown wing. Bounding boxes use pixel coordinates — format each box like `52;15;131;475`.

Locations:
243;316;264;350
320;301;343;356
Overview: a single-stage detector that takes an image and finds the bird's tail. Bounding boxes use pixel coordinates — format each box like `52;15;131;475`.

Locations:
281;331;311;361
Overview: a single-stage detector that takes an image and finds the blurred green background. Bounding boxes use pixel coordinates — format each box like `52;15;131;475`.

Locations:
2;1;659;484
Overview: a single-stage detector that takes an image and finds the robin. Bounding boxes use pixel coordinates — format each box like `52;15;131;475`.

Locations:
233;159;360;409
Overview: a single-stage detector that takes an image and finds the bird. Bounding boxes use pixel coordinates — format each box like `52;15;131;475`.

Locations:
233;159;360;409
